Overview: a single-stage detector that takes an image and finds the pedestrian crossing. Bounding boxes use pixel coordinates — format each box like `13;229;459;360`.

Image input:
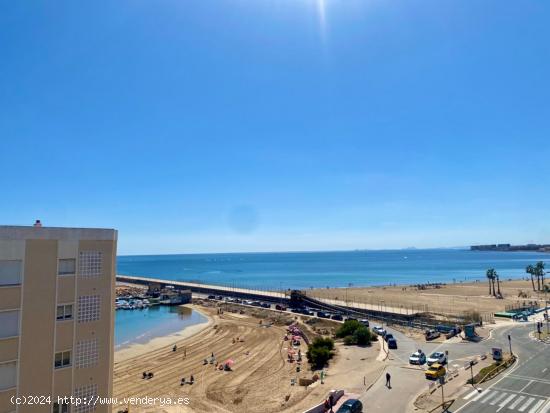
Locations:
463;389;550;412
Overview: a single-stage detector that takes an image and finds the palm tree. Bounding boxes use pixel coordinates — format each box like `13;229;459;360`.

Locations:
486;269;494;296
526;265;536;291
495;271;501;297
535;261;545;290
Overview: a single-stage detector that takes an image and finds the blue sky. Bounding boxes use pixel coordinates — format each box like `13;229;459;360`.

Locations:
1;0;549;254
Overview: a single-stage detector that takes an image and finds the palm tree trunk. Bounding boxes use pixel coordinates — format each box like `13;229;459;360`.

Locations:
496;277;501;296
531;275;536;291
491;279;496;297
488;279;492;295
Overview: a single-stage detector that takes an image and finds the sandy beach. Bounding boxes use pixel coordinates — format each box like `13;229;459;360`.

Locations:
112;301;381;413
310;279;547;319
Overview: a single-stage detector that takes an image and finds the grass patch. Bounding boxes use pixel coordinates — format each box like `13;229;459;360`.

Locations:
467;355;516;384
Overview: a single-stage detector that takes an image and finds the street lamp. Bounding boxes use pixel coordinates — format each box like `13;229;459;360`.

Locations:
508;334;513;356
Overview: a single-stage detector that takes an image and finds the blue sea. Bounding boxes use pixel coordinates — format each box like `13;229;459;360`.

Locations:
117;249;549;290
115;304;207;349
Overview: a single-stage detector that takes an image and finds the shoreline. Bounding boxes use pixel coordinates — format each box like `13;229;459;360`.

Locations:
114;305;213;363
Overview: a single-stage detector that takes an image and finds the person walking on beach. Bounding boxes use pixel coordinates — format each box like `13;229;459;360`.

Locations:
386;372;392;388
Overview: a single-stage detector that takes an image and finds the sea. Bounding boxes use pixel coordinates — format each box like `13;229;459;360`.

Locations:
114;249;548;348
117;249;549;290
115;304;207;349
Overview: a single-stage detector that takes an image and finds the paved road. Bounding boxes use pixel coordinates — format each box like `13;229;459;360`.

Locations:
450;323;550;413
358;324;489;413
361;322;550;413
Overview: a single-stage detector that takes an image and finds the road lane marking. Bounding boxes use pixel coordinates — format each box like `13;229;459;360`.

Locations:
538;400;550;413
528;399;545;413
519;381;534;393
473;389;489;402
519;397;536;412
509;396;526;410
481;392;498;404
490;392;507;405
496;393;515;412
463;389;481;400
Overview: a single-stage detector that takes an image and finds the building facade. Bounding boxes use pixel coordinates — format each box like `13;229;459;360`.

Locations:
0;226;117;413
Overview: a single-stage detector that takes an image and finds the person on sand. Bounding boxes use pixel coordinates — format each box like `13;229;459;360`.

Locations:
386;372;391;388
190;375;194;384
180;377;185;386
328;394;334;412
173;344;177;352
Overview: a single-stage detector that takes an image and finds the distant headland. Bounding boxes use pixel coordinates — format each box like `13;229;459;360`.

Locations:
470;243;550;252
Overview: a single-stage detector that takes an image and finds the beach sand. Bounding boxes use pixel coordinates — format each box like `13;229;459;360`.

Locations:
310;279;547;318
112;302;381;413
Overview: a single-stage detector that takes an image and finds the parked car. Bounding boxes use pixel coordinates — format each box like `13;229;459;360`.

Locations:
207;295;216;300
275;304;287;311
317;311;329;318
346;317;358;322
446;327;461;339
384;333;394;342
387;338;397;349
260;302;271;308
425;363;446;380
331;314;344;321
427;351;447;366
373;326;386;336
251;301;262;307
336;398;363;413
425;329;441;340
359;319;370;327
409;350;426;365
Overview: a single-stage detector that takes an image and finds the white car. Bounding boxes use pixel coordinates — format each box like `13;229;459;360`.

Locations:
409;350;426;365
427;351;447;366
373;326;386;336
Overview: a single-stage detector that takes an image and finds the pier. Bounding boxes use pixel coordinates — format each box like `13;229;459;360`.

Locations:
116;275;425;322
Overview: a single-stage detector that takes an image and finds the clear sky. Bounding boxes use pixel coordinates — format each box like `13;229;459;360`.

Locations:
1;0;549;254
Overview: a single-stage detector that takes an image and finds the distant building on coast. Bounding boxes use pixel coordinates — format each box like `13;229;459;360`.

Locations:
0;224;117;413
470;243;550;252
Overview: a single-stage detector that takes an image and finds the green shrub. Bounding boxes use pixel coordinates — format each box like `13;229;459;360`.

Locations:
336;320;374;346
353;326;373;345
343;335;357;345
335;320;362;338
306;337;335;368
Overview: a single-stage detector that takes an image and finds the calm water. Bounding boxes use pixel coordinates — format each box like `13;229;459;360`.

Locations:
117;249;549;290
115;305;207;349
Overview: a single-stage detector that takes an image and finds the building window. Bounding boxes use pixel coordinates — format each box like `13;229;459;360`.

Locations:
58;259;76;275
77;296;100;323
0;310;20;339
74;384;97;413
0;361;17;391
0;260;22;286
75;339;99;368
78;251;102;277
54;351;71;369
56;304;73;321
53;402;70;413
